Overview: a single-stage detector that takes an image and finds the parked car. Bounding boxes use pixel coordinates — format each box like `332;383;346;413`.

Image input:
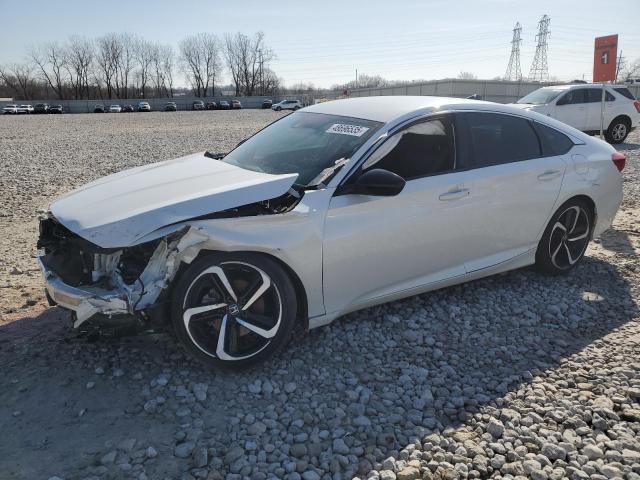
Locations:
261;99;273;109
231;100;242;109
193;100;205;111
122;105;135;113
206;102;217;110
33;103;50;114
138;101;151;112
2;104;18;114
17;104;34;114
109;104;122;113
512;84;640;144
164;102;177;112
94;104;105;113
49;105;64;114
218;100;230;110
272;99;301;111
37;96;624;368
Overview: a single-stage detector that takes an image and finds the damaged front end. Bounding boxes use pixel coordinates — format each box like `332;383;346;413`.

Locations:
37;216;194;327
37;188;303;328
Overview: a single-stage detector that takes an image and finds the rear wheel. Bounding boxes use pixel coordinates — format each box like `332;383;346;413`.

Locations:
605;117;630;144
170;252;297;369
536;199;592;274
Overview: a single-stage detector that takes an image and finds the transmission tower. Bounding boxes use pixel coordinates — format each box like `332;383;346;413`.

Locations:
528;15;551;81
504;22;522;81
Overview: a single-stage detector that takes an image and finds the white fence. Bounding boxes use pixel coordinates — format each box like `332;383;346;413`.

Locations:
346;79;640;104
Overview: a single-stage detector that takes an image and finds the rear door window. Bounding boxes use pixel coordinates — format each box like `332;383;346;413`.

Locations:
586;89;615;102
456;112;541;168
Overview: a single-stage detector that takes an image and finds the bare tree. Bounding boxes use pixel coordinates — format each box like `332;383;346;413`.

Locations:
135;38;154;98
114;33;135;98
620;57;640;81
224;32;273;96
95;33;122;99
179;33;222;97
0;63;37;99
457;71;477;80
28;42;68;99
162;45;175;97
66;36;94;99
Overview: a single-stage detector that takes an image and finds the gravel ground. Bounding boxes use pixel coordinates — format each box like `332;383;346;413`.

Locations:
0;113;638;480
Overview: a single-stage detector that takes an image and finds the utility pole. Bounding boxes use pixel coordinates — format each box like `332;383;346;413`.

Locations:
355;69;358;90
504;22;523;81
528;14;551;82
615;51;624;82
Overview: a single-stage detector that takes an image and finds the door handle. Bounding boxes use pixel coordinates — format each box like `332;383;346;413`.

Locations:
537;170;561;181
439;188;470;201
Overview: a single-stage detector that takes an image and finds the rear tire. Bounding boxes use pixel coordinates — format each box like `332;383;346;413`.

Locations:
170;252;297;369
535;198;593;274
605;117;630;144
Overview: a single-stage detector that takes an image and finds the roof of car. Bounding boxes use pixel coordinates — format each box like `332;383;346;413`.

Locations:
303;96;516;123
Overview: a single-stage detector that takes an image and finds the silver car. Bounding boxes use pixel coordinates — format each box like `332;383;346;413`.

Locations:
38;97;624;368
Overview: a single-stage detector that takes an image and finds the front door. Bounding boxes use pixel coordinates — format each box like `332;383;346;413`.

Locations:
322;115;472;315
553;88;588;131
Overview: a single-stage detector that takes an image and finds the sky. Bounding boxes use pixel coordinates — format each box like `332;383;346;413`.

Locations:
0;0;639;88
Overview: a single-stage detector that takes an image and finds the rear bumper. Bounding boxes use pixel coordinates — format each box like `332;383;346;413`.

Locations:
38;256;130;327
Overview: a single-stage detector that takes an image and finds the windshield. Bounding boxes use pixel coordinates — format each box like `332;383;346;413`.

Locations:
222;112;383;187
517;88;564;105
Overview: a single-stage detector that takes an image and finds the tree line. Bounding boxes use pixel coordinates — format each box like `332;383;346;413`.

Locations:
0;31;281;101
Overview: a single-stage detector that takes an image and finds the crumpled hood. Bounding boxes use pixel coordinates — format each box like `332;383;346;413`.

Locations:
51;152;298;248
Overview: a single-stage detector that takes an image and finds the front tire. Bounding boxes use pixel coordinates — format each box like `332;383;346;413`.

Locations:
170;252;297;369
605;117;630;144
535;199;593;274
274;106;282;111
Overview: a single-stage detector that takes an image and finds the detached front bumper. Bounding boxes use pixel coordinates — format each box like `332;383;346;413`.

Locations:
38;256;130;327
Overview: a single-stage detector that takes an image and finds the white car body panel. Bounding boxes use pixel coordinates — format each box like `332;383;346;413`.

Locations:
50;152;298;248
39;96;624;332
461;154;566;272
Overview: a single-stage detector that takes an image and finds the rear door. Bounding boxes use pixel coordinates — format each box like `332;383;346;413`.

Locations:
584;88;616;131
554;88;588;130
454;112;569;272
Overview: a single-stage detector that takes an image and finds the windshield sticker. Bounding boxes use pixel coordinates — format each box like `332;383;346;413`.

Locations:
326;124;370;137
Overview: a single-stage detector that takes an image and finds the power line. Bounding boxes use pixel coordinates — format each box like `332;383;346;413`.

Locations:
528;14;551;81
504;22;522;81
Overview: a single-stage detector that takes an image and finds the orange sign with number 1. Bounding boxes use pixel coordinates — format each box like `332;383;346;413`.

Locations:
593;34;618;82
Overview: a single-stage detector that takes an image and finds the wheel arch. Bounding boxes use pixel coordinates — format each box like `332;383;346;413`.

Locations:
553;194;597;236
170;248;309;331
609;114;632;130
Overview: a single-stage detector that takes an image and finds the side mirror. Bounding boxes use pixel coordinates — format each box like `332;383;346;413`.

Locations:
340;169;406;197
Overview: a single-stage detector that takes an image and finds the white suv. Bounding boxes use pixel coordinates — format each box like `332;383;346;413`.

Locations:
512;84;640;144
272;99;301;111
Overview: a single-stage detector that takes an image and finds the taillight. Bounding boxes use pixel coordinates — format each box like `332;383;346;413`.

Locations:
634;100;640;113
612;152;626;172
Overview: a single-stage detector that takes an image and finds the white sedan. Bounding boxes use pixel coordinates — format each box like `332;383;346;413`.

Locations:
3;104;18;114
109;104;122;113
37;96;624;368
